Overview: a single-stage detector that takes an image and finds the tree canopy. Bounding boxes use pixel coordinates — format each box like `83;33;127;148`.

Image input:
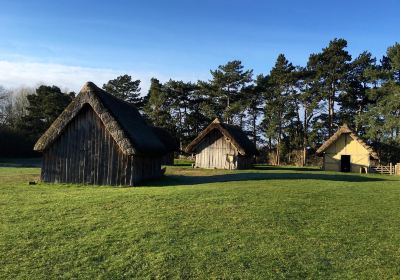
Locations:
1;39;399;164
103;74;143;108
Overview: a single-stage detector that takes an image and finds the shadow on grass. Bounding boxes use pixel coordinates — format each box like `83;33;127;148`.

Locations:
0;158;42;168
254;165;319;172
143;171;388;187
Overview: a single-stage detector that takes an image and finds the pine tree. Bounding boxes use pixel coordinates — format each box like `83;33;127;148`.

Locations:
103;74;143;108
358;43;400;144
18;85;73;140
387;42;400;82
143;78;174;130
207;60;253;125
338;51;376;131
263;54;296;165
164;80;199;148
313;38;352;136
247;75;267;147
296;61;323;166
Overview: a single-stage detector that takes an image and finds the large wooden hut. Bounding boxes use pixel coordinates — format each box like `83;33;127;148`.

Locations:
185;118;259;169
316;124;379;173
151;126;179;165
34;82;167;186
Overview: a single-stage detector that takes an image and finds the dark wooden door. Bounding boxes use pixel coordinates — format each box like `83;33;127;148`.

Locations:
341;155;351;172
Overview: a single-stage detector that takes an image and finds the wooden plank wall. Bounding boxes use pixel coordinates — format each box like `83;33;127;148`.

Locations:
194;129;253;169
161;152;175;165
41;105;162;186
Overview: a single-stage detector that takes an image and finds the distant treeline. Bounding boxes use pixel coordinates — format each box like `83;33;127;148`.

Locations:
1;38;399;164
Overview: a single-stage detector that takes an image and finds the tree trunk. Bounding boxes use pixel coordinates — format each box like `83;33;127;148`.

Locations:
225;96;230;123
328;83;336;136
328;95;333;136
276;138;280;166
277;115;282;166
302;110;307;167
252;115;257;147
225;86;231;124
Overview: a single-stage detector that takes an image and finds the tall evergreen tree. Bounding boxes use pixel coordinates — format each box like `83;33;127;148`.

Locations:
313;38;352;136
387;42;400;82
143;78;174;131
358;43;400;146
18;85;73;140
207;60;253;125
338;51;376;131
262;54;296;165
296;62;322;165
164;80;199;148
103;74;143;108
246;77;265;147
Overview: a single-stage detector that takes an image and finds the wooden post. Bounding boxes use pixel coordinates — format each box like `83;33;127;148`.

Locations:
390;162;393;175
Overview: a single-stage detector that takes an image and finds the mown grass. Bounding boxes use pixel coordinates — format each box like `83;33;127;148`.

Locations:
1;165;400;279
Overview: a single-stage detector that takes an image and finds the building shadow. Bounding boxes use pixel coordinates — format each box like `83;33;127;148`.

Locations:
143;171;389;187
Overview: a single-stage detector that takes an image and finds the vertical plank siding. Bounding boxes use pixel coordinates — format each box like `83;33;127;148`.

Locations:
194;130;253;169
160;153;175;165
41;105;162;186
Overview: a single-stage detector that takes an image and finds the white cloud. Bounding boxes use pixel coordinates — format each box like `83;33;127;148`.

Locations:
0;60;155;93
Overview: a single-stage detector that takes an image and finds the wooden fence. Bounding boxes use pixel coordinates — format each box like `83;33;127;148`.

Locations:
371;163;399;175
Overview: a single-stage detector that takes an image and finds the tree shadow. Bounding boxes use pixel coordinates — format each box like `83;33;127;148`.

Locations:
0;158;42;168
143;171;389;187
172;163;193;167
253;165;319;172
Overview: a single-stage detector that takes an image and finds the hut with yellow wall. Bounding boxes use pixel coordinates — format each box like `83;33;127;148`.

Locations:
316;124;379;173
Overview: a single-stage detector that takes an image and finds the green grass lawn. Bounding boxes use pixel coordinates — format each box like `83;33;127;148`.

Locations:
1;164;400;279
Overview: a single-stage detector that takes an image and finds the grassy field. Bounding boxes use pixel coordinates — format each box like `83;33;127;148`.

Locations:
1;163;400;279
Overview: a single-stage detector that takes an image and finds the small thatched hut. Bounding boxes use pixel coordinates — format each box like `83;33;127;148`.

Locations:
316;124;379;173
185;118;259;169
151;126;179;165
34;82;167;186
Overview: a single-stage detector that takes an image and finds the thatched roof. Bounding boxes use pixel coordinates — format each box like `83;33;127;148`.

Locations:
316;124;379;159
34;82;166;156
185;118;259;156
151;126;180;152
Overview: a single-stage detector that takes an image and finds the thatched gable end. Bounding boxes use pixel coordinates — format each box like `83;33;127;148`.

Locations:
34;82;166;156
185;118;259;156
316;124;379;159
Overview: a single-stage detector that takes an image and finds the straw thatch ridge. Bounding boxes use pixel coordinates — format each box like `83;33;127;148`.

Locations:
316;124;379;159
34;82;166;156
151;126;180;152
185;118;259;156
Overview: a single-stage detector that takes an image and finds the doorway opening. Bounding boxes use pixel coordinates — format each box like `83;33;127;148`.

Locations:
341;155;351;172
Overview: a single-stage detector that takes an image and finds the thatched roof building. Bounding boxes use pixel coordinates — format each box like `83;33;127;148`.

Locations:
34;82;168;186
186;118;258;169
151;126;180;165
316;124;379;173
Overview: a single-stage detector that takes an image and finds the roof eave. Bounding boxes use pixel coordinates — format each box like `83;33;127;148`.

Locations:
34;82;138;156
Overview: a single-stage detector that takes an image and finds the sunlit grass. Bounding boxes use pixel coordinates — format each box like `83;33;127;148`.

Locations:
1;165;400;279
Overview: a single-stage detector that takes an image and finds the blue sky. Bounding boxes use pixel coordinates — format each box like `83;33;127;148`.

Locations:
0;0;399;92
